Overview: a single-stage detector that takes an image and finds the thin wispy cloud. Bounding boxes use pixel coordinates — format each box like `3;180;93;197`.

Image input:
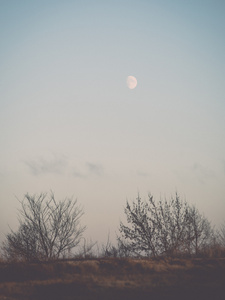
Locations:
71;162;104;178
24;155;67;176
72;170;86;178
136;170;151;177
86;162;103;176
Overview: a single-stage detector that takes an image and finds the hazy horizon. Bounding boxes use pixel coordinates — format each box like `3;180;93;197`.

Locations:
1;0;225;246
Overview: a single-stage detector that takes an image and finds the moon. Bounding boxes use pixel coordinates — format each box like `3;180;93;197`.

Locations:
127;75;137;89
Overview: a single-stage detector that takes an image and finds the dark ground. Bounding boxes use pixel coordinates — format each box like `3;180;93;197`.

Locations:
0;257;225;300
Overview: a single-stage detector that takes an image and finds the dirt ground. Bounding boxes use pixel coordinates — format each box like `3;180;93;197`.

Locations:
0;257;225;300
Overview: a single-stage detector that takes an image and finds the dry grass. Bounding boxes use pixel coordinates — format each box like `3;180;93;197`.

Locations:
0;258;225;300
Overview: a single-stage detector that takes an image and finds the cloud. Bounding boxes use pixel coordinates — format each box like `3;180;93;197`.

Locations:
136;170;151;177
24;154;67;176
71;162;104;178
72;170;86;178
86;162;103;176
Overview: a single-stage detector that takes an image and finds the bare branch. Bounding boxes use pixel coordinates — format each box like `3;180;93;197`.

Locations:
2;192;86;261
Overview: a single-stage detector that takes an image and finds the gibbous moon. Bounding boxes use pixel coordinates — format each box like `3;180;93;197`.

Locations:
127;75;137;89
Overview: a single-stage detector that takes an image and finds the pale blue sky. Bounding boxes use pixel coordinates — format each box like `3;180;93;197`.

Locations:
1;0;225;245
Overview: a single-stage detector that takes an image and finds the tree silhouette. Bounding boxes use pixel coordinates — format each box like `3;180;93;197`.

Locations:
119;193;213;257
2;192;86;261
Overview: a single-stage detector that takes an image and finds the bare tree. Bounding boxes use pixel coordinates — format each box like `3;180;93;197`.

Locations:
145;193;191;256
76;238;97;259
185;206;214;256
2;192;86;261
2;223;40;261
99;232;125;258
218;221;225;247
119;192;213;257
119;194;158;257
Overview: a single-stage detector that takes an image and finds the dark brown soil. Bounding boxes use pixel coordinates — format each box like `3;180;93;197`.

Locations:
0;258;225;300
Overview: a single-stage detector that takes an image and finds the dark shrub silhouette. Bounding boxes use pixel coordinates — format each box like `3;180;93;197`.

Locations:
118;193;213;257
2;192;86;261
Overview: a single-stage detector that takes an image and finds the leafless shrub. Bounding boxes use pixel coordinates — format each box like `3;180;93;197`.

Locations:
76;238;97;259
2;192;86;261
118;194;158;257
118;192;214;257
218;221;225;247
98;233;131;258
184;206;214;256
210;221;225;257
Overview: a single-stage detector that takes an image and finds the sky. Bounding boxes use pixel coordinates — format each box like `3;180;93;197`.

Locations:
0;0;225;246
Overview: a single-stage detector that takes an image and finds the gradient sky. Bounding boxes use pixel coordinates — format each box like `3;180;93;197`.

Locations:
1;0;225;246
